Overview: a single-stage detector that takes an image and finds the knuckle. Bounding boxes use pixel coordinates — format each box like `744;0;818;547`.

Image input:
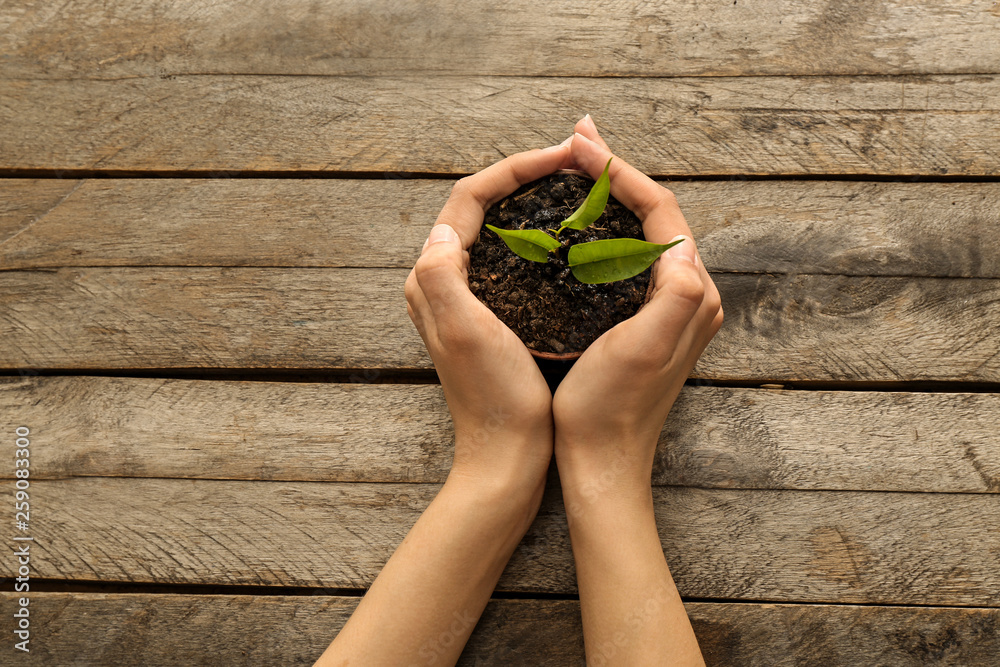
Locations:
634;190;661;218
658;187;678;207
703;287;722;317
636;187;678;219
450;177;471;198
413;251;452;284
707;307;725;338
403;271;420;304
436;319;474;352
451;175;489;209
664;262;706;305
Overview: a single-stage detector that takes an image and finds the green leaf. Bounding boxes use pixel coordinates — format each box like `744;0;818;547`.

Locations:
557;157;612;233
485;224;561;263
568;237;684;284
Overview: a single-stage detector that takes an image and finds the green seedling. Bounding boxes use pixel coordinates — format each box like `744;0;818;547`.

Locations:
487;158;683;284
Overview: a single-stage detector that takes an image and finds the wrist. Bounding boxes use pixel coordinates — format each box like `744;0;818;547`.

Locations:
554;432;655;496
451;418;553;482
442;462;547;536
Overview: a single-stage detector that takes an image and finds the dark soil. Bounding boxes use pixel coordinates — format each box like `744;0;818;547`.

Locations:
468;171;649;355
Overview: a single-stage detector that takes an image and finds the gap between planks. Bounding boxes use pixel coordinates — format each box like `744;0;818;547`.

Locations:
4;170;1000;183
10;580;1000;611
1;593;997;666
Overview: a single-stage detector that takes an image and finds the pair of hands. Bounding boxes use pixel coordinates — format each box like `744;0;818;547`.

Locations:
405;116;723;500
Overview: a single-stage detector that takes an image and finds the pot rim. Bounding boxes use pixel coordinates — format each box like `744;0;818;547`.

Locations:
554;168;593;180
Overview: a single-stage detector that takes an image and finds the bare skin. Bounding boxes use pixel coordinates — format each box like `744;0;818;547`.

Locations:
315;140;570;667
315;116;721;666
555;117;722;666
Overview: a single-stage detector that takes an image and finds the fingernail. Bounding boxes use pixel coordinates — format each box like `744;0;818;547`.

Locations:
667;235;696;264
583;113;596;130
542;136;574;152
427;223;460;246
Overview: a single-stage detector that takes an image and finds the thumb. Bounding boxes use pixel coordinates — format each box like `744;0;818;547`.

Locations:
413;223;474;316
624;236;705;360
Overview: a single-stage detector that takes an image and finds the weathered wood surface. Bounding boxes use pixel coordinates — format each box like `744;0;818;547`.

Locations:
2;268;999;382
709;272;1000;382
0;267;424;370
2;376;998;493
3;179;999;279
1;594;997;666
3;478;998;605
3;75;999;175
3;0;998;79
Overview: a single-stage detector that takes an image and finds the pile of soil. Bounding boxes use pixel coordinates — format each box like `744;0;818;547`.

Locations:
468;171;650;356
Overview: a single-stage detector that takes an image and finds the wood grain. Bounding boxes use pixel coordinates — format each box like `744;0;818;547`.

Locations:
0;267;424;370
1;593;997;666
2;376;998;493
3;0;998;78
1;268;999;382
3;179;999;279
2;75;998;175
709;272;1000;382
3;478;998;605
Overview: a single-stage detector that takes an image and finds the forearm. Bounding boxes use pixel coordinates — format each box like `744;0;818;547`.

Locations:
315;452;546;666
559;446;704;666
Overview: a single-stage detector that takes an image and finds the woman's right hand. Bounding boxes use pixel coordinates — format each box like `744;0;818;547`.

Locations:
553;119;724;496
552;116;718;667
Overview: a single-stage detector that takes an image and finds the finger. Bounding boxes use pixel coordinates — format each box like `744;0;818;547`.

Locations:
621;248;707;362
642;202;695;253
437;139;573;247
650;234;703;291
569;131;685;225
668;281;725;376
412;223;479;321
646;235;722;360
404;268;434;340
573;114;611;152
570;131;697;274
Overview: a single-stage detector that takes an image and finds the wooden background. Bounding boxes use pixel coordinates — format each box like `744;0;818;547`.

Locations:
1;1;999;664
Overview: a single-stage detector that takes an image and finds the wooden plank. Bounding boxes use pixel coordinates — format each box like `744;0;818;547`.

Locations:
0;178;434;271
2;376;998;493
0;267;425;370
3;478;998;605
2;0;998;79
0;180;79;252
708;272;1000;382
1;594;998;666
1;268;999;382
3;179;999;279
2;75;999;175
